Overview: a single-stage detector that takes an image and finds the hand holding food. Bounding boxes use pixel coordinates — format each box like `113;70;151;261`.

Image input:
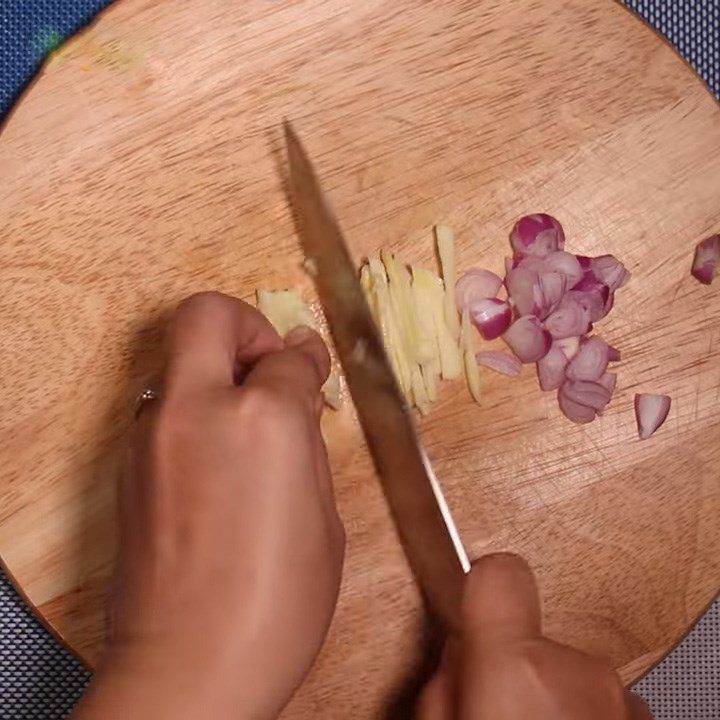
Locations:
72;293;345;720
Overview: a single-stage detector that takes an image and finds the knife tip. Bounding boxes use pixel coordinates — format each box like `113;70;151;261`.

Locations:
283;118;297;145
283;120;310;182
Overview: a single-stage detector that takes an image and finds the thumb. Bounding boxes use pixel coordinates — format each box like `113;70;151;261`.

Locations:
241;325;330;410
462;553;541;647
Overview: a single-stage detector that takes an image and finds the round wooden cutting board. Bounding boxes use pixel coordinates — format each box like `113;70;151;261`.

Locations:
1;0;719;716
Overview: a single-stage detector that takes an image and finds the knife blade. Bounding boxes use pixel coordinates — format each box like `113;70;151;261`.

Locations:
283;121;470;633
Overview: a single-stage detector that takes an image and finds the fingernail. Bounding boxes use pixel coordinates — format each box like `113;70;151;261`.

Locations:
284;325;316;347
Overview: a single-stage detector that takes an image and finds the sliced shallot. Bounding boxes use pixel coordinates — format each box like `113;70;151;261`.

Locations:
544;251;584;288
558;378;612;424
476;350;522;377
469;298;512;340
590;255;631;291
502;315;552;363
455;268;503;312
576;255;591;271
600;289;616;321
598;372;617;395
634;393;671;439
571;270;604;293
505;267;539;316
537;342;568;391
558;386;597;424
571;259;617;322
565;336;610;382
556;336;581;360
498;214;630;425
535;271;568;319
566;287;610;323
510;214;565;258
517;255;548;274
544;295;591;339
691;234;720;285
506;265;567;320
562;379;612;412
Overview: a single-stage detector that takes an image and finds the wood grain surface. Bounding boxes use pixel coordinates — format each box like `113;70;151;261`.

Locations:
1;0;719;716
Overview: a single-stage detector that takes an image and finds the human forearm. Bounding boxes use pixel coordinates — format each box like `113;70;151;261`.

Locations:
71;648;250;720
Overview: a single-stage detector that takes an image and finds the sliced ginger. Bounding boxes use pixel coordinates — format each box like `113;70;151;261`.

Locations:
258;223;476;415
256;289;342;409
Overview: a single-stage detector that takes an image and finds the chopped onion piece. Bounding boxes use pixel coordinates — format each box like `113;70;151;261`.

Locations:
571;271;601;292
607;345;621;362
576;255;592;271
556;336;581;360
535;271;568;319
558;378;612;424
562;379;612;412
510;214;565;258
502;315;552;363
516;255;548;274
476;350;522;377
591;254;631;291
634;393;671;439
455;268;503;312
691;234;720;285
598;372;617;395
565;336;610;382
566;287;610;323
571;260;615;321
537;342;568;391
544;251;583;287
571;272;598;293
469;297;512;340
505;267;539;316
603;290;615;318
544;295;591;339
558;386;597;424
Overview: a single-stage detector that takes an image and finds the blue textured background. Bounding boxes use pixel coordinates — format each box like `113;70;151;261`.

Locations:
0;1;112;118
1;1;719;718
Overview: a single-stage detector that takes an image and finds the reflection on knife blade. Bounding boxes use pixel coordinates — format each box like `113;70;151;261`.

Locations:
283;120;470;633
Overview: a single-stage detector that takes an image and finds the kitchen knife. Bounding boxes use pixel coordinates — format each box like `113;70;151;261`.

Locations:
283;121;470;633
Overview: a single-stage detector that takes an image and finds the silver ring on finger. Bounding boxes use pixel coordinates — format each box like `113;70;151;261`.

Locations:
134;388;160;419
